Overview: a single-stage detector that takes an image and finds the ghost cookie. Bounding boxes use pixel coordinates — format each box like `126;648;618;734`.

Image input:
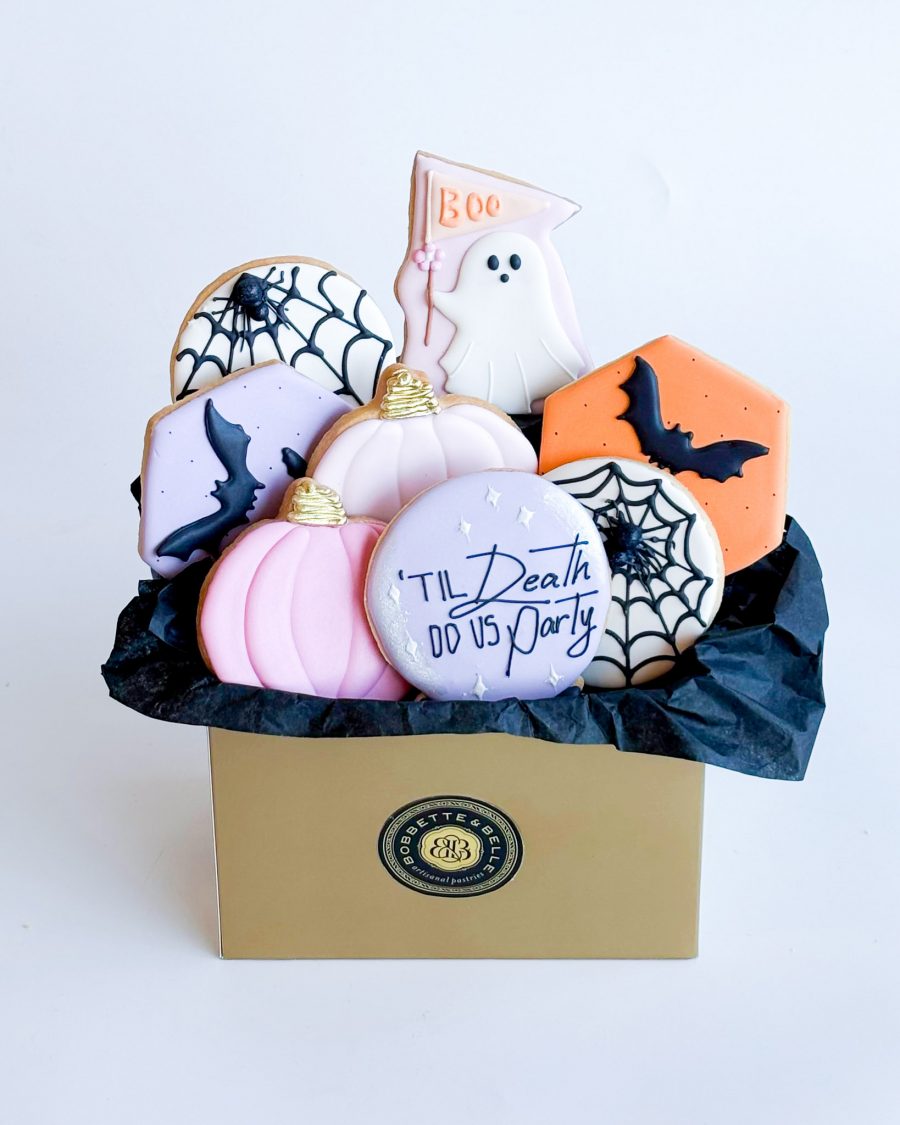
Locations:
140;360;351;578
544;458;724;688
540;336;789;572
395;152;590;413
307;363;538;522
171;256;394;404
198;479;408;700
365;470;611;701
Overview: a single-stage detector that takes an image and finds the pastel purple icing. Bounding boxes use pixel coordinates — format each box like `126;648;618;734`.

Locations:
139;362;351;578
366;470;611;701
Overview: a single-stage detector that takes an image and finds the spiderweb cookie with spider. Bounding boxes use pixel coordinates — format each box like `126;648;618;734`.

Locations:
171;257;394;405
544;458;724;688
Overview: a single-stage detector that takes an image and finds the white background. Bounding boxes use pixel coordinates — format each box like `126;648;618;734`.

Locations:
2;1;898;1121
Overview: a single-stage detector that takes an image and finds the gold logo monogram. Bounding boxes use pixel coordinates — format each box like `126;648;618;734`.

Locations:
419;826;482;872
379;796;523;898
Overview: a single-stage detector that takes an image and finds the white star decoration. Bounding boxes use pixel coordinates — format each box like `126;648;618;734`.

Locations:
405;635;419;660
516;506;534;529
546;665;562;689
458;517;472;540
485;486;501;508
388;583;401;604
472;673;488;700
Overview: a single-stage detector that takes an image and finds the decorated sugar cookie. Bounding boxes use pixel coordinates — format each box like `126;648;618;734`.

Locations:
308;364;538;522
198;479;408;700
395;152;590;413
140;361;350;578
171;256;394;404
365;470;611;701
539;336;789;572
544;458;724;688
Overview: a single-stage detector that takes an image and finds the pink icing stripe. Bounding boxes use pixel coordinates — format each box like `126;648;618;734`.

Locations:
336;523;378;697
433;408;499;476
199;521;295;687
339;422;404;521
244;527;317;695
450;403;538;470
395;416;446;511
366;659;409;701
290;527;356;696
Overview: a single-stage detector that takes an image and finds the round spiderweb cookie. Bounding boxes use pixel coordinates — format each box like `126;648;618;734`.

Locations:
171;256;394;404
544;458;724;688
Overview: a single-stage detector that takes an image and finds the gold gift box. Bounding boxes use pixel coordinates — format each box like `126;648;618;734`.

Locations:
209;728;703;959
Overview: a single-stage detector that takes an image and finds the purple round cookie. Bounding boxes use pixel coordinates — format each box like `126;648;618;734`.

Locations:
366;470;611;701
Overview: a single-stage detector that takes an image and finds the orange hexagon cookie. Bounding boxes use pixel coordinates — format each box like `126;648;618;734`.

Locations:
539;336;789;573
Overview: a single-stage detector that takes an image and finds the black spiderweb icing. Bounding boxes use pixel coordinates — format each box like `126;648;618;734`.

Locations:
552;462;715;686
174;265;392;404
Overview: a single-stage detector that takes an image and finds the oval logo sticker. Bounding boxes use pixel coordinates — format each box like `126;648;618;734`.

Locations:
378;795;523;898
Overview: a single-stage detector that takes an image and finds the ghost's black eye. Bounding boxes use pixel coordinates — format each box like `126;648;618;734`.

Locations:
487;255;499;270
509;254;521;270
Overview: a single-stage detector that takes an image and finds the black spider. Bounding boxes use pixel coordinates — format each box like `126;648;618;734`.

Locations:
598;510;664;584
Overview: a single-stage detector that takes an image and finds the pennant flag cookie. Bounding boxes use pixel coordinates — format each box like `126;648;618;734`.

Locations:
395;152;591;415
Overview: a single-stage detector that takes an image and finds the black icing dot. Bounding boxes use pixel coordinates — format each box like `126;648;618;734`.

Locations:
510;254;521;270
500;273;510;283
232;272;269;320
487;255;499;270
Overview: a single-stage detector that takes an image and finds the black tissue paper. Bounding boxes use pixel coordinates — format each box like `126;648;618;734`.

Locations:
102;518;827;780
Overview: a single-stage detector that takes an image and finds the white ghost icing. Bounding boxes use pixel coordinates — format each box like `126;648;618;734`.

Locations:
432;232;584;414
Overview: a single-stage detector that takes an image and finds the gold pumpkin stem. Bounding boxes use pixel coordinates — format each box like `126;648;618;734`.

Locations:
379;366;441;419
282;478;348;526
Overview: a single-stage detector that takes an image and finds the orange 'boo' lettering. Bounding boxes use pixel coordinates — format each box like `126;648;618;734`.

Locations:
438;188;460;228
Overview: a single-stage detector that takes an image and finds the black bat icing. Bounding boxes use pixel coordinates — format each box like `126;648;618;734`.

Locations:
617;356;769;483
155;399;264;562
280;447;307;479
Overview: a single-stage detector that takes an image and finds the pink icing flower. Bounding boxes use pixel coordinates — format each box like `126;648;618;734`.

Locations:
414;242;445;272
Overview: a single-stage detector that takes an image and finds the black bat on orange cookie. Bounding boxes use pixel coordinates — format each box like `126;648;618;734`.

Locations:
617;356;769;483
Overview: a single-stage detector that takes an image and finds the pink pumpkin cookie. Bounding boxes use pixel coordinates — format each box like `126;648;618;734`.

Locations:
198;479;408;701
307;364;538;522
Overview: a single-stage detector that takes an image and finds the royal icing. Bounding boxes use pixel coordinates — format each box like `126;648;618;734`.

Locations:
365;470;611;701
140;361;350;578
544;458;724;687
540;336;790;573
395;153;590;412
433;232;585;413
308;365;538;522
198;480;408;700
171;257;394;404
